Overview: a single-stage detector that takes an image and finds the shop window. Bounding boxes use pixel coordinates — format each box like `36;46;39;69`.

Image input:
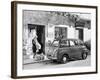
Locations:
55;27;67;39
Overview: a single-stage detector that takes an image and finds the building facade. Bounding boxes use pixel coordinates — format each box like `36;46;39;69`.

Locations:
23;10;91;55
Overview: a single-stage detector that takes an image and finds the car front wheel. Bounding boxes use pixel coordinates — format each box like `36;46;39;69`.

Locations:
61;55;69;64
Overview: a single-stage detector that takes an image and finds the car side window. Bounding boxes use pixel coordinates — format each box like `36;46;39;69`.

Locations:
66;40;69;46
78;40;84;45
69;40;75;46
60;40;69;47
80;41;84;45
74;40;78;45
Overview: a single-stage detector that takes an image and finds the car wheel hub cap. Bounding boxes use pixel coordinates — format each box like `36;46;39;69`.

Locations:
63;57;67;62
83;53;86;58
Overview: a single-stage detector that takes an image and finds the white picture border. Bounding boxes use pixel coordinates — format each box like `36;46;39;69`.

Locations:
17;3;96;76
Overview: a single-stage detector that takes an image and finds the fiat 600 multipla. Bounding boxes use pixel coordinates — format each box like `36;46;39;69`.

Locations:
47;39;89;64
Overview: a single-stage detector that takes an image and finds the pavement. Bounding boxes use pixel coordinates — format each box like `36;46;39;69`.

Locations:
23;54;49;65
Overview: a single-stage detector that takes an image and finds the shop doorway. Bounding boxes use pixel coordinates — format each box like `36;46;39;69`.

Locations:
28;24;45;54
55;27;67;39
76;28;83;41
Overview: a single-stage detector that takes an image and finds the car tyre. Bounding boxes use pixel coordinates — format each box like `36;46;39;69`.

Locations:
61;55;69;64
82;52;87;60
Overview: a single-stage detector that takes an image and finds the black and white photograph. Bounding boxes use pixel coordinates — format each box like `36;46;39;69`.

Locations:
23;10;91;69
11;1;97;78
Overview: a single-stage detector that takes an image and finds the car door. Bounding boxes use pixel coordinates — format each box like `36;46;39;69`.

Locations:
59;40;70;56
69;40;80;59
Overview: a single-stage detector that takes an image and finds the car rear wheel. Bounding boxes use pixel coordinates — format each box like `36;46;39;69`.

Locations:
61;55;69;64
82;52;87;60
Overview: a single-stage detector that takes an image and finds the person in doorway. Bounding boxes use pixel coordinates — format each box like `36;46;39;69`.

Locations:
32;35;41;58
31;29;43;59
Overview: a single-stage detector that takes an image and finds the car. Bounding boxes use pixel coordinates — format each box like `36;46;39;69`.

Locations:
47;39;89;64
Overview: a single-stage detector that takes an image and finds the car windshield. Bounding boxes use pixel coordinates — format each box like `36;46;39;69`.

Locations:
52;41;59;47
